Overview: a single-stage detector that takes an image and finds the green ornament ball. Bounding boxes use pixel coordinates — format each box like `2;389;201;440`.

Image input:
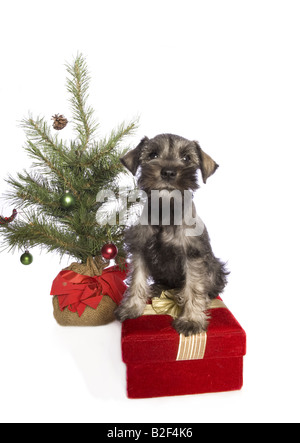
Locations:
60;191;76;210
20;251;33;266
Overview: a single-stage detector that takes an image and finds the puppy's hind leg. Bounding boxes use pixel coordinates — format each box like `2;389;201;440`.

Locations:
115;255;150;322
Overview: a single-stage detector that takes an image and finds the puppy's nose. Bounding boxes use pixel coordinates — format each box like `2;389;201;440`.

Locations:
161;168;177;180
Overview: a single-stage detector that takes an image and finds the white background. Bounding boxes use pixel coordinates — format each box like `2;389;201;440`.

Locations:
0;0;299;424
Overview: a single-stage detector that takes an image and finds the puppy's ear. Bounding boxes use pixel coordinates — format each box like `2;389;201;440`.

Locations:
194;142;219;184
121;136;149;175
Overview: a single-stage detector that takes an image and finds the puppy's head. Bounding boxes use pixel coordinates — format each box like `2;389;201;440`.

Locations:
121;134;218;193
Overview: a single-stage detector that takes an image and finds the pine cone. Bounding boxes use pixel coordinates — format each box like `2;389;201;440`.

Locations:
52;114;68;130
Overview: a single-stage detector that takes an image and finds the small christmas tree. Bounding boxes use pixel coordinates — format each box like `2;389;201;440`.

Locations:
0;53;138;267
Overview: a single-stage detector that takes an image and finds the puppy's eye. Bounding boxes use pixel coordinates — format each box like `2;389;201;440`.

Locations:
149;152;159;160
182;155;190;162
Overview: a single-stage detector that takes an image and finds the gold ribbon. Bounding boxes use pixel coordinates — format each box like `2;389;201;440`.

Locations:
176;332;207;360
143;290;183;318
143;290;226;319
143;290;227;361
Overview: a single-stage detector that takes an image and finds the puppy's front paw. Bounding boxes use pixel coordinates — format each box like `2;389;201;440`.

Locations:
115;301;145;322
172;317;207;336
114;304;129;322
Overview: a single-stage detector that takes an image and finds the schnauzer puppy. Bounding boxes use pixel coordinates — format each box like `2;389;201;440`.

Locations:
115;134;228;336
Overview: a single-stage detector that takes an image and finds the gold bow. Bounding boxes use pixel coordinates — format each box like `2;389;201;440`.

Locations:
143;290;182;318
143;290;226;319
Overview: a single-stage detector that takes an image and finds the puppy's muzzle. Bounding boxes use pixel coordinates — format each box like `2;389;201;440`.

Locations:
161;167;177;180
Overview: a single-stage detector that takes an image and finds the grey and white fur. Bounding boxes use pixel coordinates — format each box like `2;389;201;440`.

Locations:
115;134;228;336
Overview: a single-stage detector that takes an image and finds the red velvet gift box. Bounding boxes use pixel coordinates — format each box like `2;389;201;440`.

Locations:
121;294;246;399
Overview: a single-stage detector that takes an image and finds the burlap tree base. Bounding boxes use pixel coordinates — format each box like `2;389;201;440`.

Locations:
52;295;116;326
52;256;119;326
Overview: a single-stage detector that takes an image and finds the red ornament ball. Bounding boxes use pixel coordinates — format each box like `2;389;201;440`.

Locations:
101;243;118;260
